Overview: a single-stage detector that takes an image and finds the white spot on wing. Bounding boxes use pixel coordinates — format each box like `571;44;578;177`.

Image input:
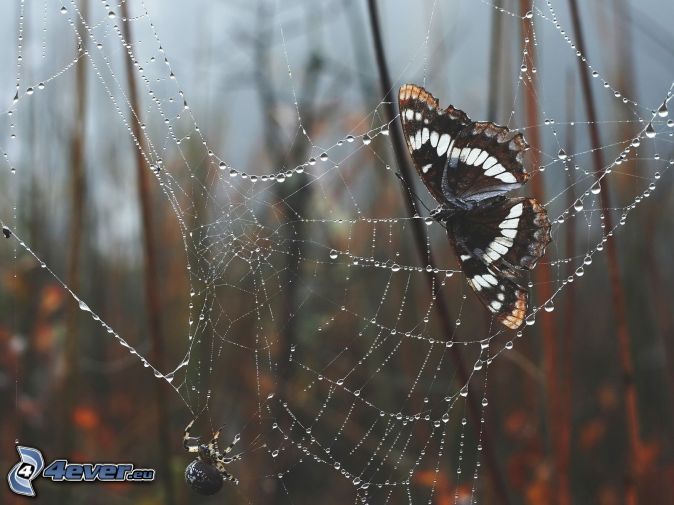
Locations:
430;131;439;147
415;112;422;121
414;130;422;150
459;147;471;162
495;171;517;183
499;218;520;229
421;128;430;145
489;241;508;255
484;164;505;176
466;148;481;165
437;134;451;156
507;203;524;219
483;274;498;285
449;147;461;165
501;228;518;238
484;249;499;263
421;163;432;173
475;150;489;166
483;156;497;169
473;275;491;289
490;300;503;311
495;237;513;248
404;109;414;121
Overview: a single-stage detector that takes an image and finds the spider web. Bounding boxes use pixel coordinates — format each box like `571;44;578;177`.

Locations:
1;0;672;503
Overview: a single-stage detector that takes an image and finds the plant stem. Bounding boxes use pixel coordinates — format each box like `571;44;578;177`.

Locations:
119;4;176;505
62;0;88;463
519;3;566;504
567;1;643;503
366;1;511;502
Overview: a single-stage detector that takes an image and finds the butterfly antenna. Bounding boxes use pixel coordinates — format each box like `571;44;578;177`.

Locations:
394;172;433;215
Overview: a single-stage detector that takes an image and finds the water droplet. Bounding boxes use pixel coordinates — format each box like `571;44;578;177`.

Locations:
505;340;513;350
60;6;67;14
362;134;371;145
346;135;354;143
557;148;567;160
583;254;592;265
391;263;400;272
320;152;328;161
645;123;656;138
329;249;338;260
544;301;554;312
78;301;90;312
658;102;669;118
108;11;116;18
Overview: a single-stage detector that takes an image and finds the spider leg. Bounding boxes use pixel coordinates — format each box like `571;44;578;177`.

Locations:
183;420;201;453
214;460;239;485
207;425;225;455
216;432;240;457
216;452;243;465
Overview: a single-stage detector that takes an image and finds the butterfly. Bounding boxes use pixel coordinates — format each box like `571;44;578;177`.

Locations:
398;84;551;329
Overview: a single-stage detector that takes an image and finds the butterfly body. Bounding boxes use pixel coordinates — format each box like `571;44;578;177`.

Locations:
398;84;551;329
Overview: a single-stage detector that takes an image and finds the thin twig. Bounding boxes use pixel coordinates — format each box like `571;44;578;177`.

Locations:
559;69;577;505
568;1;643;503
519;3;564;504
119;4;176;505
366;1;511;502
62;0;89;458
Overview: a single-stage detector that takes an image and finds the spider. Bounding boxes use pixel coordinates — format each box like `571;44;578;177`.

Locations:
183;419;241;495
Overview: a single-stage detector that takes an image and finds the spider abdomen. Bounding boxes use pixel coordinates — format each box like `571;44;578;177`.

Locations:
185;459;223;495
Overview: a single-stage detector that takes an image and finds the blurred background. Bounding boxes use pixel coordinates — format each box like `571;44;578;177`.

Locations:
1;0;673;504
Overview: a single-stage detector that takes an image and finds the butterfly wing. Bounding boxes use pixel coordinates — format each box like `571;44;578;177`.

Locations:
453;248;528;330
398;84;471;205
449;198;551;329
444;121;530;205
399;84;531;209
451;198;551;270
399;84;551;329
